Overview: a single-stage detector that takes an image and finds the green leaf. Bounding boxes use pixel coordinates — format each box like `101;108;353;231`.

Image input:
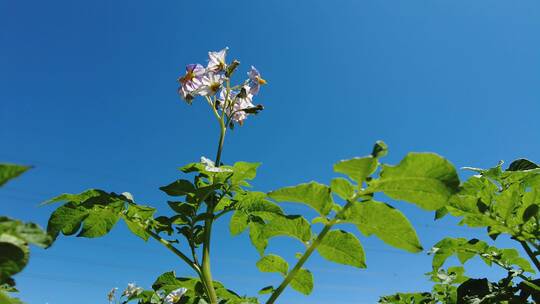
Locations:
369;153;460;210
340;200;422;253
42;189;104;205
47;203;89;240
290;268;313;295
77;204;121;238
159;179;196;196
258;286;274;295
256;254;289;276
248;221;267;255
333;156;378;184
268;182;333;216
317;229;366;268
0;291;24;304
46;190;129;240
246;215;312;255
231;162;260;185
431;238;535;273
0;240;28;282
234;192;283;218
0;164;30;187
262;215;312;245
124;205;156;241
229;211;249;236
330;178;355;200
507;159;539;171
0;217;51;248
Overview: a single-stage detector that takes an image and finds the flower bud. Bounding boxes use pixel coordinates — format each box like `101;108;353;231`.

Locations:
225;59;240;77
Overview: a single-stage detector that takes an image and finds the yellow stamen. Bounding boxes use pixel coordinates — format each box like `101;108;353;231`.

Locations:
257;77;267;85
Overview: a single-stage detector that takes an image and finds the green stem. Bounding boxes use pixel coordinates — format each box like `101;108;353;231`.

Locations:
199;101;228;304
520;241;540;272
266;196;358;304
215;119;226;166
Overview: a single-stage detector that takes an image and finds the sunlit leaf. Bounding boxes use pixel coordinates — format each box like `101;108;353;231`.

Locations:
339;200;422;253
369;153;460;210
317;229;366;268
268;182;333;216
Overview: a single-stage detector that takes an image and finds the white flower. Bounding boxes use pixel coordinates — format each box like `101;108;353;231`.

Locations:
199;72;225;96
164;287;188;304
122;283;142;298
207;47;228;72
230;85;255;125
247;66;266;95
201;156;232;173
178;64;206;102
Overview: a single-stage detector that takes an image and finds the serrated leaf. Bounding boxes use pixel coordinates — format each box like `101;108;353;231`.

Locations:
333;156;378;184
340;200;422;252
330;178;355;200
290;268;313;295
256;254;289;276
268;182;333;216
317;229;366;268
0;164;30;187
159;179;196;196
369;153;460;210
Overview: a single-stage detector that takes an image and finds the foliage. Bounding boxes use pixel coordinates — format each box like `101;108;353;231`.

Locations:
39;49;470;304
0;164;52;303
379;159;540;303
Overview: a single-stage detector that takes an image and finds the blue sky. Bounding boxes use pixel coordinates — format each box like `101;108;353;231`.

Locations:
1;0;540;303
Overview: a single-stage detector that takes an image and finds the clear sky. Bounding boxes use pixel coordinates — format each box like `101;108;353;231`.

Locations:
1;1;540;303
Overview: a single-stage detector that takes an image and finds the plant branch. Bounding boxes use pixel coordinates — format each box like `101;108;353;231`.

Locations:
520;241;540;272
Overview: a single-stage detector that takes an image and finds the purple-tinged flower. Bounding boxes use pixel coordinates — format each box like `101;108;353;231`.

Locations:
207;48;228;72
178;64;205;102
199;72;225;96
247;66;266;95
164;287;188;304
229;85;255;125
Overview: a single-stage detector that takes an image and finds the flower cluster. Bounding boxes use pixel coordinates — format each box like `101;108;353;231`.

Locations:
177;47;266;126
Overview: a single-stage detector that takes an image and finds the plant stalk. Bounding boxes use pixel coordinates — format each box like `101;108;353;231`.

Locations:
200;110;228;304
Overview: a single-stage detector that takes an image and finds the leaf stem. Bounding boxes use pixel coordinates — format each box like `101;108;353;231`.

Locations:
146;229;200;273
265;195;358;304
